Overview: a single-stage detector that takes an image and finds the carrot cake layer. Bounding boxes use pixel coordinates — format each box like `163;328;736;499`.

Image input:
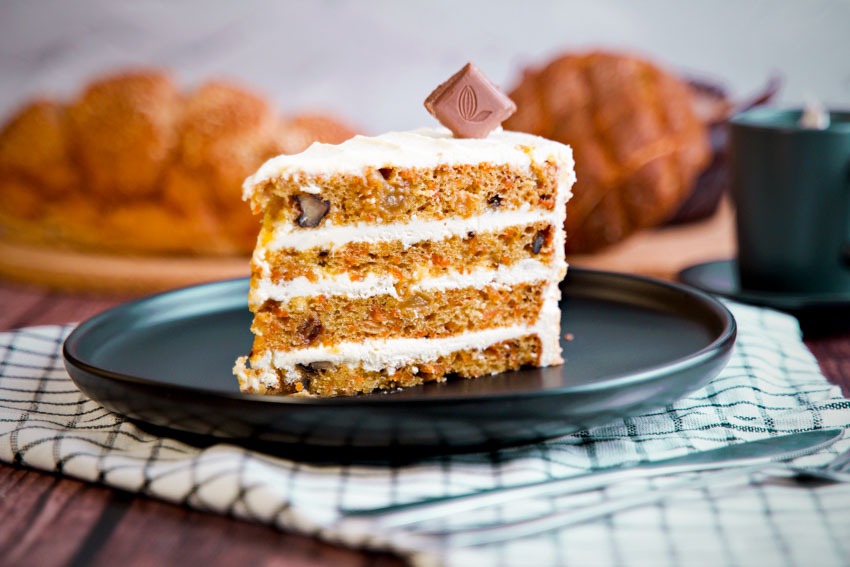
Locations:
244;129;563;225
252;280;548;349
235;334;543;397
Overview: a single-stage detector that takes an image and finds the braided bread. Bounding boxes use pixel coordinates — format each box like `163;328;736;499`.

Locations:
0;70;357;255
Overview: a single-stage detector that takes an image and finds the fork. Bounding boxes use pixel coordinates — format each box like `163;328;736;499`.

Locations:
424;443;850;547
342;438;850;547
789;444;850;482
344;429;843;530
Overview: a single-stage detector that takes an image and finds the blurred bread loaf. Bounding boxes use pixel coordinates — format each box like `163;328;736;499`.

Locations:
0;70;357;255
505;51;710;253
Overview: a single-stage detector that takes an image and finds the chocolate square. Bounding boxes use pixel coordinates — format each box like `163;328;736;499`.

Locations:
424;63;517;138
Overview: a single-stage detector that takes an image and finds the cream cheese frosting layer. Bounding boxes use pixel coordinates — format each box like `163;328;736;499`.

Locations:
251;258;557;305
260;205;560;252
269;326;533;375
244;127;575;198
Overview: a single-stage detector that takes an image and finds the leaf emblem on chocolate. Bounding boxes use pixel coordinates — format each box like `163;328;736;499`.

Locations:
457;85;492;122
458;85;476;120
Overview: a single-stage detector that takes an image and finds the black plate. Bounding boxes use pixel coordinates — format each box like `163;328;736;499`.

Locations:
678;259;850;336
64;269;736;458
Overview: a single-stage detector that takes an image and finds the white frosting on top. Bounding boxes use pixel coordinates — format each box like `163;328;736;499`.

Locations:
243;127;574;199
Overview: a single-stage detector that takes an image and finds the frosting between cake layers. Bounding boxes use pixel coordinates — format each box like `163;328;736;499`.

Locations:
261;205;561;252
251;258;557;304
244;127;575;198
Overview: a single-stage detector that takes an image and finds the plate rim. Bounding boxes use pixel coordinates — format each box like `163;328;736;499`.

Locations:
63;268;737;406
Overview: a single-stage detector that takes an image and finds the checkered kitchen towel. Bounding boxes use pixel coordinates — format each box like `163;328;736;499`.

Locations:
1;300;850;567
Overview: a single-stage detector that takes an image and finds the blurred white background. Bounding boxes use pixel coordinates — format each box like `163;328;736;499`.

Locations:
1;0;848;133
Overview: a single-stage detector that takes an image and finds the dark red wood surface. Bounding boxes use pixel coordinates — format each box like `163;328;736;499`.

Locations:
0;280;848;567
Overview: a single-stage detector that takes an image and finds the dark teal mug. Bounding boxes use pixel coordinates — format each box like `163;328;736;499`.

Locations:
730;108;850;294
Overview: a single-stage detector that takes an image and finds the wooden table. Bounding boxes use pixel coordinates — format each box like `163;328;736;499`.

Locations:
1;279;848;567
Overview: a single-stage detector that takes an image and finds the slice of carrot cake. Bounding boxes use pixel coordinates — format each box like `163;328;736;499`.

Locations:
234;64;575;396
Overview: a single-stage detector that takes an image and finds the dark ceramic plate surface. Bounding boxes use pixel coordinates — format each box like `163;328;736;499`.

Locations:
64;269;736;457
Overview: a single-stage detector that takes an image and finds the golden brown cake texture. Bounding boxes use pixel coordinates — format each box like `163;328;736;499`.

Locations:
234;128;575;397
505;51;710;253
0;69;358;256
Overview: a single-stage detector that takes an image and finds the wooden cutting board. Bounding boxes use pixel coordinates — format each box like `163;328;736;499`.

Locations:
0;200;736;294
567;199;736;280
0;240;250;294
